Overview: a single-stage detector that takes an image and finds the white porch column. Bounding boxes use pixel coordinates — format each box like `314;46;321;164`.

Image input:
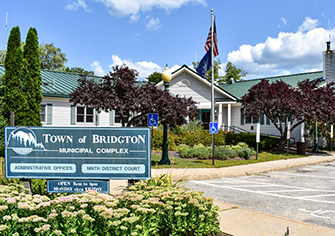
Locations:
227;103;231;131
300;122;305;143
218;104;222;129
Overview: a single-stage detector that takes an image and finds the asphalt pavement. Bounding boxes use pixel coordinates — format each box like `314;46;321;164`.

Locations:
111;152;335;236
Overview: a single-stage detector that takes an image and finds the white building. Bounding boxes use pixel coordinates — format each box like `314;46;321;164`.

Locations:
1;40;333;144
157;65;324;143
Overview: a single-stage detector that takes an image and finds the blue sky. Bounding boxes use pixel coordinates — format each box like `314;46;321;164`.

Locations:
1;0;335;80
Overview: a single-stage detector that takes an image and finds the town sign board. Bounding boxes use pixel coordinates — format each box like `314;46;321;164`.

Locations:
5;127;151;180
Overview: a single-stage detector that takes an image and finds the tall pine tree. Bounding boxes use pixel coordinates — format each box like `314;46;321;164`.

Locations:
23;27;42;126
2;26;29;126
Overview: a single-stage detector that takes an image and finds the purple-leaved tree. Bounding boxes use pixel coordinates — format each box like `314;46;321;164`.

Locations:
241;79;335;150
70;65;199;127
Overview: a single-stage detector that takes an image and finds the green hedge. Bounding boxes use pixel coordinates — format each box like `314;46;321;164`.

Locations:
224;132;278;150
152;125;277;151
179;143;255;160
152;126;226;151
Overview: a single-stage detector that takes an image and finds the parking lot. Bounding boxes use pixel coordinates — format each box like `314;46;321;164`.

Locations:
185;161;335;229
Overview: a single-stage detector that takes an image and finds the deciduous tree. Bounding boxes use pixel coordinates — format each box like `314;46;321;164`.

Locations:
39;42;67;70
146;71;161;84
192;59;224;83
241;79;335;150
223;61;247;83
64;67;95;75
70;65;199;127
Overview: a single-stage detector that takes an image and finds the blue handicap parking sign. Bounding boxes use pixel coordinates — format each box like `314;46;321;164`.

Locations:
148;113;158;127
209;122;218;134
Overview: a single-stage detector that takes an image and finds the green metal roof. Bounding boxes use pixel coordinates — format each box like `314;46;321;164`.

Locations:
0;64;326;100
219;71;324;100
0;64;103;98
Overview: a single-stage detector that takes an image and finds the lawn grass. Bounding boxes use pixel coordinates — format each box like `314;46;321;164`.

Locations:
151;151;307;169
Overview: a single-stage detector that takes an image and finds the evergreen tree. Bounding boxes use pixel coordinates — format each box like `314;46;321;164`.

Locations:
23;27;42;126
6;47;28;126
2;26;28;125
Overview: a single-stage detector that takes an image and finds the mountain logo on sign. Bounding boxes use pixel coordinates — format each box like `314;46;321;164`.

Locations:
6;127;45;155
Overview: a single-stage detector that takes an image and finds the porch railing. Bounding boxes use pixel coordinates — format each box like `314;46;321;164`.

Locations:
221;125;295;144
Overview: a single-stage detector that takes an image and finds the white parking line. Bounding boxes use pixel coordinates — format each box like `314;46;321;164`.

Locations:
300;194;335;198
190;179;335;204
216;177;316;191
264;189;318;193
270;171;335;180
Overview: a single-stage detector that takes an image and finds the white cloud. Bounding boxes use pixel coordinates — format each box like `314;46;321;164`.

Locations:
298;17;319;32
90;61;105;76
94;0;206;17
227;17;334;79
130;14;140;23
109;55;161;79
170;64;181;72
145;16;161;31
281;17;287;25
65;0;91;12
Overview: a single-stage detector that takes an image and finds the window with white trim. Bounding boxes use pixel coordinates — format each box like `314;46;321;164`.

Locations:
77;106;94;123
241;108;267;125
40;104;46;122
40;103;52;124
115;111;129;124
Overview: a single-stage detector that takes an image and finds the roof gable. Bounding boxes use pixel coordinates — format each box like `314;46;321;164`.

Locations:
157;64;238;101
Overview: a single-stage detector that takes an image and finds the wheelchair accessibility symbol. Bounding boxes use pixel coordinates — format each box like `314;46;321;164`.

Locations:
148;113;158;127
209;122;218;134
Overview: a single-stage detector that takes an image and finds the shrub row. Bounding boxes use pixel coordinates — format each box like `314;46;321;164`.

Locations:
151;125;278;151
0;180;221;236
179;143;255;160
225;132;278;150
151;127;226;151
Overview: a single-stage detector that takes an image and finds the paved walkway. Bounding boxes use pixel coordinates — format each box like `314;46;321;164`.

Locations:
111;153;335;236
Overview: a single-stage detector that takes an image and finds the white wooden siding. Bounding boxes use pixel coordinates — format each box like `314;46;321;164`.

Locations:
228;105;302;142
168;71;229;109
41;97;122;127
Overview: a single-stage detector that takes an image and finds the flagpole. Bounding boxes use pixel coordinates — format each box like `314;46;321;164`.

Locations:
211;9;215;165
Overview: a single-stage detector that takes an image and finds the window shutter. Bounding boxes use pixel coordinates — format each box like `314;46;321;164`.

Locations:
260;114;264;125
71;105;76;125
266;116;271;125
47;104;52;125
110;110;115;126
240;108;245;125
95;110;100;126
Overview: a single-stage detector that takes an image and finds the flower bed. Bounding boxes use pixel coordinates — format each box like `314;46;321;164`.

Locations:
0;182;221;236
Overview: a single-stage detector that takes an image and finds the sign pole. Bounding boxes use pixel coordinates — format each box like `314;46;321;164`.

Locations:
286;121;291;156
256;123;260;160
210;10;215;165
331;124;333;152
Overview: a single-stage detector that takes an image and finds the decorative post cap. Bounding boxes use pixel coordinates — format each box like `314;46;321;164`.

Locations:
161;65;172;82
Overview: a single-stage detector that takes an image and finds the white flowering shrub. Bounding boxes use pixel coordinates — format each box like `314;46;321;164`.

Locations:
0;181;221;235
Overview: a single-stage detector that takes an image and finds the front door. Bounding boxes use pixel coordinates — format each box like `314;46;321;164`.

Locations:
199;109;210;130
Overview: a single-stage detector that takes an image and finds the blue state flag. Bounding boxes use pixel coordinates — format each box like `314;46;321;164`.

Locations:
196;47;212;78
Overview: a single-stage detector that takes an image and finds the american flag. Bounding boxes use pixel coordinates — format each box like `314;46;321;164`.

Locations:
204;20;219;57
